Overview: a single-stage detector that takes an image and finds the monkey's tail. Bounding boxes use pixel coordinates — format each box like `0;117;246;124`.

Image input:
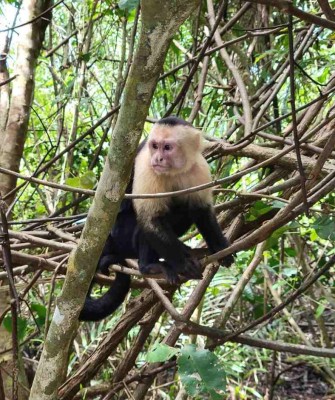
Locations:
79;272;131;321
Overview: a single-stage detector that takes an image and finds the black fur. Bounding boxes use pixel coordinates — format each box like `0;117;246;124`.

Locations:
79;117;232;321
137;200;232;285
79;272;130;321
157;116;193;127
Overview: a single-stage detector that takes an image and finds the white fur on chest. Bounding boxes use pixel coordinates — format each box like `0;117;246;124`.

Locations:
133;147;213;219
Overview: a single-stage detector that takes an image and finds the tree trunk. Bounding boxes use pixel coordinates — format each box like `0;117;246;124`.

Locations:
29;0;200;399
0;0;52;205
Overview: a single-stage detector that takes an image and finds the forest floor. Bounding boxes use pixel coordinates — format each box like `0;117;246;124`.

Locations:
273;364;334;400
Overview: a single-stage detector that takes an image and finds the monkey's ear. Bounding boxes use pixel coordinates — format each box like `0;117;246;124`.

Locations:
192;129;201;149
202;138;213;151
183;127;203;152
192;128;207;152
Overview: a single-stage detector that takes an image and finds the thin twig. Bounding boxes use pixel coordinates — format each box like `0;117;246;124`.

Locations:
288;13;309;216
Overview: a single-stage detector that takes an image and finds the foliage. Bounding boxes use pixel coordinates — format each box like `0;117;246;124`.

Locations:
147;343;226;399
178;344;226;400
1;0;335;398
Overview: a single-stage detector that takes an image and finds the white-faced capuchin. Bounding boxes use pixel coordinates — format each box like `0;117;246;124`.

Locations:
79;116;233;321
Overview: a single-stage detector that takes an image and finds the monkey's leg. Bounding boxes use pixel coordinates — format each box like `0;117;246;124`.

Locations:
192;205;234;267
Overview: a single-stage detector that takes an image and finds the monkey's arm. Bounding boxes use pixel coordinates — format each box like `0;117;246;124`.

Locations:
138;217;202;283
192;205;233;267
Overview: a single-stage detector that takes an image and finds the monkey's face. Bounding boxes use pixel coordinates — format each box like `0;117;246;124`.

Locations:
147;124;202;176
148;137;186;175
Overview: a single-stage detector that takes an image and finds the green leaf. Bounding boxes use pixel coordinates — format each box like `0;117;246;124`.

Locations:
271;200;286;209
31;303;46;318
178;344;226;400
147;343;179;363
3;316;11;332
246;201;272;221
243;284;254;302
310;229;318;242
284;248;296;257
170;41;180;56
315;298;327;319
118;0;139;11
66;177;81;188
266;225;289;249
282;267;298;277
3;316;28;342
66;171;96;189
254;49;275;63
64;78;75;94
312;216;335;241
126;7;137;22
80;171;97;189
315;303;326;319
31;303;47;327
80;52;91;62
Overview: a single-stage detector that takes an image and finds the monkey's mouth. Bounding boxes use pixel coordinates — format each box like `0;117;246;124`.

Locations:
152;164;169;173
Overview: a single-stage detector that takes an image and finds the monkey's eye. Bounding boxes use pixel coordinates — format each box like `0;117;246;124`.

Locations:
152;143;158;149
164;144;172;151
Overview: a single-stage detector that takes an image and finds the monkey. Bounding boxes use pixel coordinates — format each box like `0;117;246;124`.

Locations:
79;116;232;321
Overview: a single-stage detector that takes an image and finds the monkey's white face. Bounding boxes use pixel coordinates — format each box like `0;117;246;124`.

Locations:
148;129;186;175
